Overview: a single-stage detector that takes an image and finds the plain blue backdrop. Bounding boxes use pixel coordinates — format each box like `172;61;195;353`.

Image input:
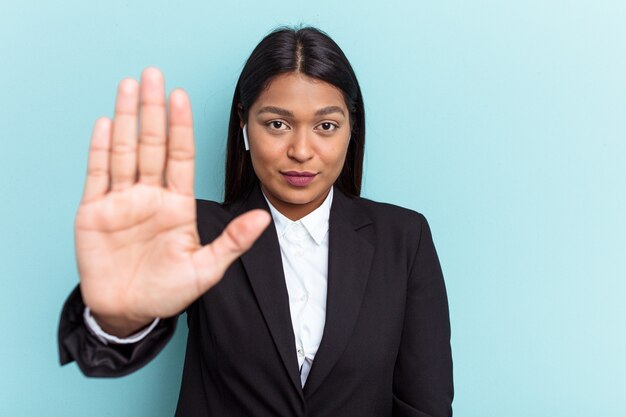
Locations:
1;1;624;416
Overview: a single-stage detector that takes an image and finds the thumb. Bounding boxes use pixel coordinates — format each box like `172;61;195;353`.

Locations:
191;209;271;293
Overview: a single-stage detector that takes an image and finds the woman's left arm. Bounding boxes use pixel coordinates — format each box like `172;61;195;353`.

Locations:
392;214;454;417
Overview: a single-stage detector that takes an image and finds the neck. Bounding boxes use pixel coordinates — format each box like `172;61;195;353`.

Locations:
261;185;331;221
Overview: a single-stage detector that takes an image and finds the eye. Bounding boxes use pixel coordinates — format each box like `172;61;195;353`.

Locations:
318;122;339;132
265;120;289;131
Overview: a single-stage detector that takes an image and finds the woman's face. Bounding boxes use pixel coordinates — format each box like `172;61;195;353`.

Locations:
243;72;351;220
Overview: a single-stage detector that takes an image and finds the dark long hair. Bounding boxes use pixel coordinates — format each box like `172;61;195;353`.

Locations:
224;25;365;203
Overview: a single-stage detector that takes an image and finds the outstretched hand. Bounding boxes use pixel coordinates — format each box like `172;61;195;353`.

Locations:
75;68;270;336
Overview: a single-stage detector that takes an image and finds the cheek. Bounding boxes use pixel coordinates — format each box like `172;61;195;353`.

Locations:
250;153;269;178
320;141;350;171
249;143;283;176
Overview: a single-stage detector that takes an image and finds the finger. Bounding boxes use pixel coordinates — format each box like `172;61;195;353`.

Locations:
110;78;139;191
82;117;112;203
191;209;271;292
138;67;167;186
166;88;195;196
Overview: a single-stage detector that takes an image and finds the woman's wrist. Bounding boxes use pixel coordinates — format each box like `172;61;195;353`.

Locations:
90;311;156;338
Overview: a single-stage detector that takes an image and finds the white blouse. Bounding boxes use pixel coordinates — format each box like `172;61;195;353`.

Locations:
262;187;332;387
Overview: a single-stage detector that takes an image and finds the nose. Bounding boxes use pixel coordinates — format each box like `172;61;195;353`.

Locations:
287;130;314;162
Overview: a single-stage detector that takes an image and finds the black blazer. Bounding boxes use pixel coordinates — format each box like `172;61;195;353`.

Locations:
58;184;453;417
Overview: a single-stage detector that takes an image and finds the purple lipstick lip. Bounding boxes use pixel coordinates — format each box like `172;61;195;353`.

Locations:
281;171;317;187
281;170;317;177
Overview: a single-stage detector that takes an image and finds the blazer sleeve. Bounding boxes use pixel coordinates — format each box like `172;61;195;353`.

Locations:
57;284;178;377
392;214;454;417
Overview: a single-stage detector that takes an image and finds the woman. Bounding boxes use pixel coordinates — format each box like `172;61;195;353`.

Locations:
58;26;453;416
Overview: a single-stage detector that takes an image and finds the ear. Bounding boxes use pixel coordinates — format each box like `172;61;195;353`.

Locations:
237;103;244;129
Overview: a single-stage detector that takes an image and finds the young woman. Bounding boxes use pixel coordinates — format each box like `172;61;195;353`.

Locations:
59;26;454;416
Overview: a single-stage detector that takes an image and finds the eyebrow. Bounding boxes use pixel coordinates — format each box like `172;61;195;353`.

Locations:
256;105;345;117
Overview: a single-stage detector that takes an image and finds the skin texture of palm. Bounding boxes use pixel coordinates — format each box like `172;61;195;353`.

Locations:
75;68;270;337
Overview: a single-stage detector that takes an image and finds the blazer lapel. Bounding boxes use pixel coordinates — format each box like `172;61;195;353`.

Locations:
234;185;304;399
303;187;374;397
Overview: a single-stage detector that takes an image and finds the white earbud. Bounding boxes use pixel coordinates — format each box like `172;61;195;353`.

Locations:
242;124;250;151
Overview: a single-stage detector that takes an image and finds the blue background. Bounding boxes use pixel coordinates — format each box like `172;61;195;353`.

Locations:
1;1;625;416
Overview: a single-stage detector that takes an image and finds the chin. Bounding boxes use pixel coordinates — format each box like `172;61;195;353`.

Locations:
272;186;321;203
277;192;317;205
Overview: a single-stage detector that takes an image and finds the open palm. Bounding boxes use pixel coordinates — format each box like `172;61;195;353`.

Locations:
75;68;270;336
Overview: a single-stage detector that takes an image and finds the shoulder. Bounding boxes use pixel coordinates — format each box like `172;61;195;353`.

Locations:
195;199;233;243
196;198;231;220
349;194;428;233
340;193;434;258
344;194;439;275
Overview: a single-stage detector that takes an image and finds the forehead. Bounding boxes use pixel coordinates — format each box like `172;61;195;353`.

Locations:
253;72;347;112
